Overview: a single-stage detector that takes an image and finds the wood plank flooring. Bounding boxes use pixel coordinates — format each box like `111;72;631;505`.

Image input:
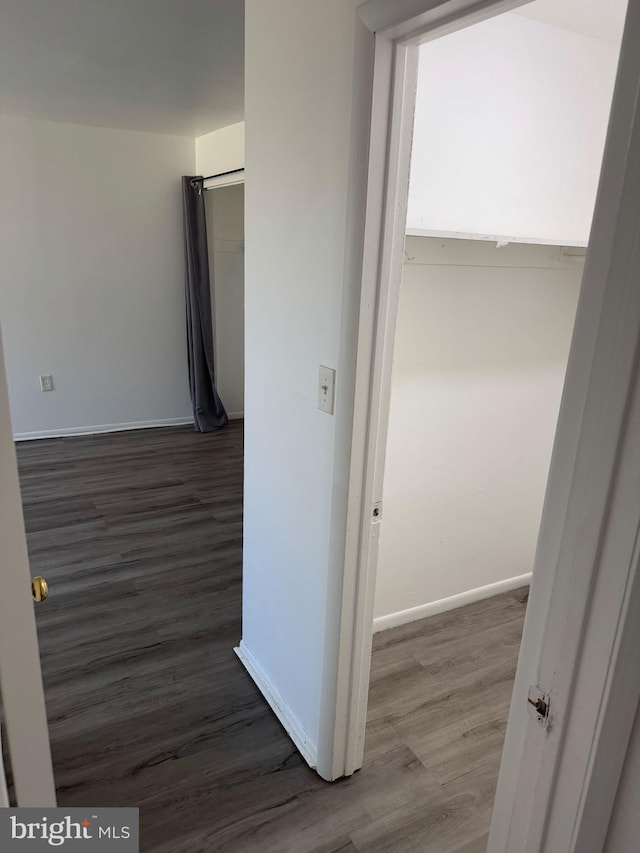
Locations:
13;423;527;852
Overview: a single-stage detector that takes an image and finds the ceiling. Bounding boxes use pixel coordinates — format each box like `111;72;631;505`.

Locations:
514;0;628;45
0;0;244;137
0;0;625;138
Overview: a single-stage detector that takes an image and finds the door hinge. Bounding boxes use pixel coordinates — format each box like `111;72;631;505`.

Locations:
527;685;550;727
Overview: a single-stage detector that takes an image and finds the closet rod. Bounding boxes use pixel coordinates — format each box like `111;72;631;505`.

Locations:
191;168;244;185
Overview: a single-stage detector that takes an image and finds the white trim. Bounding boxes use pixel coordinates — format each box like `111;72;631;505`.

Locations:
234;641;317;769
13;414;244;441
373;573;532;633
13;416;193;441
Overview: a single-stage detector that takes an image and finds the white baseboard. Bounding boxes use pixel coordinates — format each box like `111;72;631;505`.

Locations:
234;640;317;769
373;572;532;634
14;416;194;441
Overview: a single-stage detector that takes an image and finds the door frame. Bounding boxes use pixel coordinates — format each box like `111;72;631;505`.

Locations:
331;0;640;849
0;327;56;806
328;0;534;783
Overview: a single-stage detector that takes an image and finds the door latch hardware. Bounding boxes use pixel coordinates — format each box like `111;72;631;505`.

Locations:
372;501;382;521
527;685;550;727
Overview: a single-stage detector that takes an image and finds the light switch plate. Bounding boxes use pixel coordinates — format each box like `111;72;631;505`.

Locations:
39;375;54;392
318;365;336;415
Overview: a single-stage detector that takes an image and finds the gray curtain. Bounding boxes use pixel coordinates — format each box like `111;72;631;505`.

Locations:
182;176;228;432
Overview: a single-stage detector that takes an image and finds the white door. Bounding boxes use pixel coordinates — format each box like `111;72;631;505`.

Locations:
0;325;56;805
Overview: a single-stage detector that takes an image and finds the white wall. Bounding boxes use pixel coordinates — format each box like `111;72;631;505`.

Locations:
205;183;244;417
196;121;244;177
374;237;582;627
0;114;195;437
407;14;619;246
243;0;371;771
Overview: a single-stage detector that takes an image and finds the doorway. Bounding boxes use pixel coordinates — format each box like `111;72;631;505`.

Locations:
1;164;247;827
2;170;248;838
361;7;618;844
333;0;638;848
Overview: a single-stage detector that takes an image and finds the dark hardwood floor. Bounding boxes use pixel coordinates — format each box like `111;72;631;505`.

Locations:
15;423;526;852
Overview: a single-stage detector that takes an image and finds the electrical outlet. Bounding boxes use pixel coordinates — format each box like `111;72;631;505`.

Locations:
39;375;54;392
318;365;336;415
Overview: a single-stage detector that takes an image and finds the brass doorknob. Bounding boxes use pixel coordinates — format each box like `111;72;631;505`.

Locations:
31;576;49;603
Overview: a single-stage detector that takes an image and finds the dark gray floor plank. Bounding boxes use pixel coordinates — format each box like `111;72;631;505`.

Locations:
13;423;526;852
